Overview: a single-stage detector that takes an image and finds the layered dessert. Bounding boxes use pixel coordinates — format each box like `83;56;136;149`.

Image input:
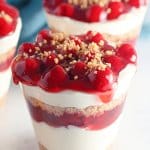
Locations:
0;3;22;105
12;30;137;150
43;0;148;44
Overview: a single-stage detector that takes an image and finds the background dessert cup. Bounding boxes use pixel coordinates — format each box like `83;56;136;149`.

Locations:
43;0;148;45
12;30;137;150
0;3;22;105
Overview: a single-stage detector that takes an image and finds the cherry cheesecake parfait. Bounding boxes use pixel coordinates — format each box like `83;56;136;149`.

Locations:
0;2;22;105
12;30;137;150
43;0;148;45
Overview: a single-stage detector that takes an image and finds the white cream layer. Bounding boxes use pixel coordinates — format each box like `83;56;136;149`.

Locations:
45;6;147;35
22;64;136;109
32;115;121;150
0;68;11;98
0;18;22;54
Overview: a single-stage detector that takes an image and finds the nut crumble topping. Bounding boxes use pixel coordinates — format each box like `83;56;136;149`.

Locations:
19;30;114;76
68;0;111;8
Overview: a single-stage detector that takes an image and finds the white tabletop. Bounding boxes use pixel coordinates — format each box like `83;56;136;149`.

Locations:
1;15;150;150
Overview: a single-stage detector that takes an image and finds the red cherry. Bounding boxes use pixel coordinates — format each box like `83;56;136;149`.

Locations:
91;33;104;43
54;3;74;17
43;0;62;7
18;43;35;55
25;58;42;83
102;43;115;52
117;44;137;64
12;57;24;84
41;65;68;89
0;18;15;36
71;62;87;79
44;53;58;68
25;58;41;74
103;55;125;73
0;3;19;18
12;58;41;84
127;0;142;8
0;0;6;3
86;31;104;43
107;2;124;20
86;5;103;22
36;29;52;43
88;68;114;92
0;3;19;36
0;18;13;36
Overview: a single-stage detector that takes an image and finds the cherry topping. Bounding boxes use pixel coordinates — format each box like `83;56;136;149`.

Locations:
44;53;58;68
43;0;62;8
44;0;144;23
127;0;141;8
36;29;51;43
103;55;125;74
86;5;103;22
88;67;114;92
0;0;6;3
86;31;104;43
107;2;124;20
0;3;19;36
91;33;104;43
12;58;42;84
0;3;19;18
0;18;15;36
18;43;35;55
54;3;74;17
41;65;68;90
117;44;137;64
12;30;137;94
71;62;87;79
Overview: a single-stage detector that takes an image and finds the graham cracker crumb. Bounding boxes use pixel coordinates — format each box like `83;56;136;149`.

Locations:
26;94;125;117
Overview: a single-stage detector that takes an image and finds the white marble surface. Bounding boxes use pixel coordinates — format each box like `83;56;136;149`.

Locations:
0;37;150;150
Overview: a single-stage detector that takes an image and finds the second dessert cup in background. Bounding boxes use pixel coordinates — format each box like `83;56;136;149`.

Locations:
43;0;148;45
0;2;22;105
12;30;137;150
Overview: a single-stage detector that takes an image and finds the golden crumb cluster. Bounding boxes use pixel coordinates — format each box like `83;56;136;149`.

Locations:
68;0;111;8
21;30;115;73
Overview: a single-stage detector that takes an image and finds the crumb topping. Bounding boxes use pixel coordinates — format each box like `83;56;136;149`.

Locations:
19;31;113;75
68;0;112;8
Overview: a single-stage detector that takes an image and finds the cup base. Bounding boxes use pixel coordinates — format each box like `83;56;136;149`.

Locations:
39;142;115;150
39;143;47;150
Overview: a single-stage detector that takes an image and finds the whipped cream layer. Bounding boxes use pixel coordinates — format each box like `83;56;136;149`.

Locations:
22;64;136;109
45;6;147;36
32;114;122;150
0;68;11;98
0;18;22;54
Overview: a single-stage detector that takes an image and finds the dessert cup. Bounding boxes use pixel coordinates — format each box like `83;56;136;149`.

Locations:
0;3;22;105
12;30;137;150
43;0;148;44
